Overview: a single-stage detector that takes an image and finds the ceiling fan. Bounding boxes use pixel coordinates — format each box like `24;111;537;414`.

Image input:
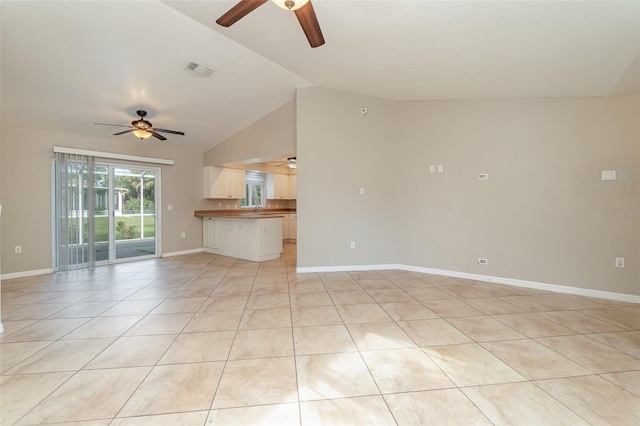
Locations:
94;110;185;141
270;157;297;169
216;0;324;48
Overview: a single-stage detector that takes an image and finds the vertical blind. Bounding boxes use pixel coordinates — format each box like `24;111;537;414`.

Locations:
55;152;95;271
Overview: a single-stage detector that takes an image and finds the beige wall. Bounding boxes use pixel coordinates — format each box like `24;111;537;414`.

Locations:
297;87;639;296
297;87;398;267
0;124;216;275
0;117;3;328
203;99;296;166
396;94;639;296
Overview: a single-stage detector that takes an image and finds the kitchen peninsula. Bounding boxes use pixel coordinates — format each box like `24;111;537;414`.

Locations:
194;210;292;262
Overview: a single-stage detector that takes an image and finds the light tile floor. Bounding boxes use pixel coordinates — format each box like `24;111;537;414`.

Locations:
1;243;639;425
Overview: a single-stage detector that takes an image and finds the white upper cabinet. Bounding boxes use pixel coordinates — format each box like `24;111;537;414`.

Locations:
204;167;246;199
289;175;296;199
267;173;291;199
227;169;246;198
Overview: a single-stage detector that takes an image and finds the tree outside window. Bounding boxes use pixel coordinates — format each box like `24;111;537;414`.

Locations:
241;183;264;207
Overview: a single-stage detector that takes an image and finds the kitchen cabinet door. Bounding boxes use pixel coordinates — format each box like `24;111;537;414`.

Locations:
228;169;246;199
289;175;296;199
204;167;228;199
267;173;290;199
288;214;297;240
204;167;246;199
282;215;289;239
203;218;218;249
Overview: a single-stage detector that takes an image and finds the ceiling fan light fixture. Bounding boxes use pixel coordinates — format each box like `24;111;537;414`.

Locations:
271;0;309;11
132;129;152;140
287;162;297;169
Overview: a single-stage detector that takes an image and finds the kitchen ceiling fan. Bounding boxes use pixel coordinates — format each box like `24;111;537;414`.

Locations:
216;0;324;48
270;157;297;169
93;110;185;141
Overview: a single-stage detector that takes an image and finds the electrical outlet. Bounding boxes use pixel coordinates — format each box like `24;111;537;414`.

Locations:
350;242;356;249
615;257;625;268
359;187;365;195
15;245;22;254
181;232;186;239
477;258;488;265
478;173;488;180
438;164;444;173
429;165;436;174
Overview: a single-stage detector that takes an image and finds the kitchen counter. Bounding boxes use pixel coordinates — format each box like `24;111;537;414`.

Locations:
194;209;295;219
199;213;285;262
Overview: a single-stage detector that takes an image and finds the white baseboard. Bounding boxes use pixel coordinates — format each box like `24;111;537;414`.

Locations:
1;268;55;281
297;264;640;304
297;264;400;273
161;248;204;258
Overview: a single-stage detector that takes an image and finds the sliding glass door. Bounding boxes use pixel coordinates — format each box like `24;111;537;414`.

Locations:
93;165;110;262
111;166;157;261
55;160;159;269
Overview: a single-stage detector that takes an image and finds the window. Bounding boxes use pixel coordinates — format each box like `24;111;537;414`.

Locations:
240;171;266;208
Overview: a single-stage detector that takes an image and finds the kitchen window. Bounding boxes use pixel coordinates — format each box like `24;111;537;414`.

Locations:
240;171;266;208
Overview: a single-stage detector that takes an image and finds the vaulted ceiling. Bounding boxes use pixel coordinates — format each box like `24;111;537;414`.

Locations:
2;1;638;152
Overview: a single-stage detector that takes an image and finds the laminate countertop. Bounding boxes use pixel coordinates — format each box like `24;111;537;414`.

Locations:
194;209;295;219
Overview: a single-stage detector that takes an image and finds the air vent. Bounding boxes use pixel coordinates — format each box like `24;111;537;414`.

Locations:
184;61;214;77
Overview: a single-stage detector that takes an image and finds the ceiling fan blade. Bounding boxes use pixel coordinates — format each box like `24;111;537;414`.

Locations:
153;128;185;135
216;0;268;27
94;123;133;128
150;131;167;141
113;129;136;136
294;1;324;48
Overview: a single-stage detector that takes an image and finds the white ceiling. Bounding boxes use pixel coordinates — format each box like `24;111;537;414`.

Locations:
2;1;638;153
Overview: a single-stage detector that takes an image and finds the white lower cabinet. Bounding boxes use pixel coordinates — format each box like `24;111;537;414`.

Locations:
281;215;289;240
202;216;282;262
288;214;297;240
203;217;218;249
282;213;296;240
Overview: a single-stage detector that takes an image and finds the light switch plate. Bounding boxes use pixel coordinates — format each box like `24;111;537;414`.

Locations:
602;170;616;181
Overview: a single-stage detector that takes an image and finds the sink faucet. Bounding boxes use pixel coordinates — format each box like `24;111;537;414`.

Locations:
253;205;261;213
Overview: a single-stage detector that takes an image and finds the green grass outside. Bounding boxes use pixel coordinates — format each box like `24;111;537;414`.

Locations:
93;216;155;241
